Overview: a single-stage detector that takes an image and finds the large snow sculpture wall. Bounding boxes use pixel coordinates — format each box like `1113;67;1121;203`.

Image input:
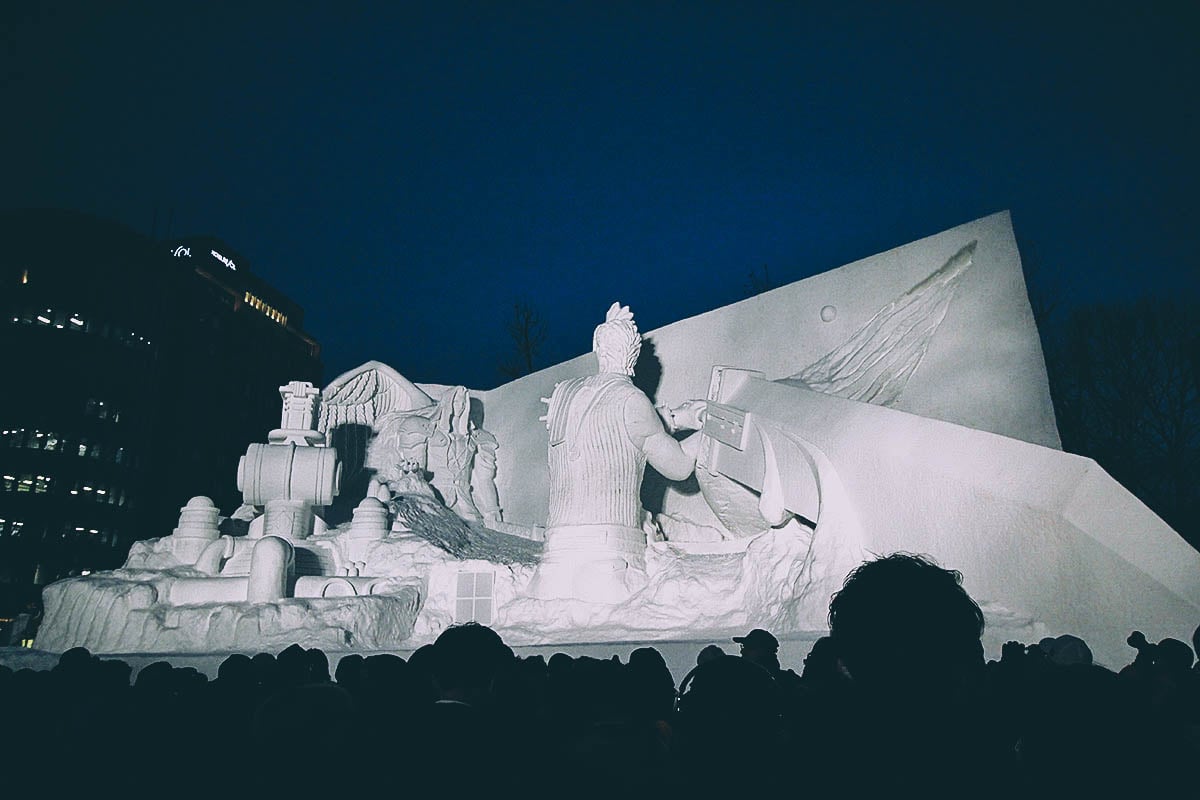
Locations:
479;211;1060;528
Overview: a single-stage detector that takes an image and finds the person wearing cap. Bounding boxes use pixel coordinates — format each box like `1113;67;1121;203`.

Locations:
733;628;805;735
733;629;782;674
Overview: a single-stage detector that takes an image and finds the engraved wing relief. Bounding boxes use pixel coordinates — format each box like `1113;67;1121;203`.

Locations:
692;241;977;539
787;240;976;406
318;360;435;433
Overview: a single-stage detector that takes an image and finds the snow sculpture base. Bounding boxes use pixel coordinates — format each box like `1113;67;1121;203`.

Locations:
527;523;647;602
35;506;543;655
37;569;421;653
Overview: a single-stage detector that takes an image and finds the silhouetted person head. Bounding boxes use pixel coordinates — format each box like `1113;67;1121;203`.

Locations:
1154;637;1194;675
628;646;676;721
335;653;365;689
54;647;95;679
828;552;984;695
629;646;671;678
431;622;514;705
217;653;254;686
801;636;842;682
250;652;278;690
732;628;781;674
1038;634;1093;667
134;661;175;693
696;644;726;666
305;648;330;683
277;643;311;686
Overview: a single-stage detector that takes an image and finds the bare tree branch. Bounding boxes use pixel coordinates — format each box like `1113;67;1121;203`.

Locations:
499;301;548;379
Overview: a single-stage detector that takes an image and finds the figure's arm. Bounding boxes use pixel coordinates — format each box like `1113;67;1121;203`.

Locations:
626;395;707;481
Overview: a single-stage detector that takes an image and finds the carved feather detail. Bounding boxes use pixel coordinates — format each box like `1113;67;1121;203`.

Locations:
318;360;435;434
788;240;976;406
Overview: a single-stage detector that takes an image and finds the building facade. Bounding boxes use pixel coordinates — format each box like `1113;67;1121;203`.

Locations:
0;209;321;606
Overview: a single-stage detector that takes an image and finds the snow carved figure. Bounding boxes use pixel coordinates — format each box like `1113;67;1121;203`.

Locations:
528;302;707;602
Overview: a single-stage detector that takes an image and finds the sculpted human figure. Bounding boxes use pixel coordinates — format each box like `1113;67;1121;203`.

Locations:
426;386;483;520
530;302;706;601
366;411;434;504
469;425;502;525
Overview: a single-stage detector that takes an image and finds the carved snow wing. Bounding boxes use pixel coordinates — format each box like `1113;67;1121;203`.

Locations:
319;361;438;493
791;241;976;406
318;360;435;432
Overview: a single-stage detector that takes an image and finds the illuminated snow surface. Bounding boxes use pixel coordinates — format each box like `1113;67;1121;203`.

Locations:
27;212;1200;668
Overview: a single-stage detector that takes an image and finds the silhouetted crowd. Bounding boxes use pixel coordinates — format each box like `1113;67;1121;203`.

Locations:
1;554;1197;797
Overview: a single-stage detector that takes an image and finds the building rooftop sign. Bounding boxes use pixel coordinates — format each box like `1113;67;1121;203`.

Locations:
210;250;236;271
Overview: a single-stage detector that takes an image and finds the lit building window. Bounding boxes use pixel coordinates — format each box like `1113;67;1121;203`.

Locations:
2;475;15;492
455;571;494;624
45;435;58;452
17;474;33;493
34;475;51;494
243;291;288;326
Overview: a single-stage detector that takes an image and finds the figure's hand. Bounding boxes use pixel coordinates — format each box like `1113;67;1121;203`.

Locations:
669;400;708;432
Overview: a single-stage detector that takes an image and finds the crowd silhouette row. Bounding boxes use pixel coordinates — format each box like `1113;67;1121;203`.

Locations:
2;553;1196;796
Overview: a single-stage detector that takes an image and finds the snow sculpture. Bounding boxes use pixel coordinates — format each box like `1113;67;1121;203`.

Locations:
789;240;976;405
320;362;504;527
164;380;340;604
27;213;1198;668
35;384;427;653
239;382;341;541
694;241;978;539
528;303;707;602
693;364;1200;668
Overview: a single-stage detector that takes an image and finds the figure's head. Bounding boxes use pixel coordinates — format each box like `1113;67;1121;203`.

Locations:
431;622;514;704
801;635;841;680
696;644;727;666
733;628;781;672
828;552;985;694
593;302;642;376
367;411;432;477
1155;637;1194;674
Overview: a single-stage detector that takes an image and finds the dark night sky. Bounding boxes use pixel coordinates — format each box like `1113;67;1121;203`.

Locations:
4;2;1197;389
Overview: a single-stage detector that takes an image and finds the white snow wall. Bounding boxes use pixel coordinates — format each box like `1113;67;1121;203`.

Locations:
476;212;1061;528
707;376;1200;668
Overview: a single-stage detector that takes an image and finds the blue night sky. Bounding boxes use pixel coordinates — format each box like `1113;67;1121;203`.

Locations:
4;2;1197;388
